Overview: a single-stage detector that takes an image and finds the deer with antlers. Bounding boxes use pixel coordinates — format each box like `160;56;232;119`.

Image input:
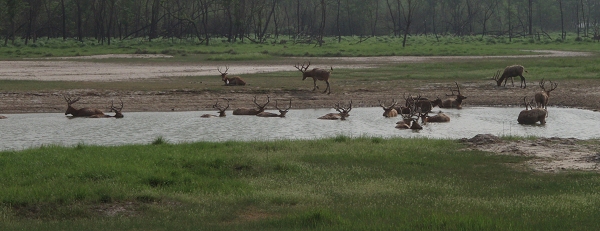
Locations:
294;61;332;94
318;100;352;120
89;99;124;118
534;79;558;110
201;99;230;118
379;99;398;118
518;96;547;125
233;95;270;115
218;66;246;86
396;95;424;129
257;99;292;117
439;82;467;109
492;65;528;88
64;95;105;117
403;93;436;115
421;111;450;123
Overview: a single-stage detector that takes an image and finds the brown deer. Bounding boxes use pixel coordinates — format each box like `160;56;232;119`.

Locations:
492;65;528;88
379;99;398;118
396;96;423;130
294;61;332;94
257;99;292;117
318;100;352;120
518;96;547;125
233;95;270;115
64;95;105;117
0;115;6;119
534;79;558;110
440;82;467;109
218;66;246;86
201;99;230;118
89;99;124;118
421;111;450;123
403;93;435;115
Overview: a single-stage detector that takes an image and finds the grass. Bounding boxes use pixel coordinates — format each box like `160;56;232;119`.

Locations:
1;136;599;230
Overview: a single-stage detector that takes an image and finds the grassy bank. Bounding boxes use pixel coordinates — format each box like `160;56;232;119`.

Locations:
1;34;599;60
1;136;599;230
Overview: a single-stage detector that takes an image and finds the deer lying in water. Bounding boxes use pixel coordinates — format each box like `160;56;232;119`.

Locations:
318;100;352;120
421;111;450;123
0;115;6;119
294;61;332;94
492;65;528;88
201;99;230;118
439;82;467;109
257;99;292;117
379;99;398;118
89;99;124;118
233;95;270;115
396;96;424;130
518;96;547;125
534;78;558;110
218;66;246;86
64;95;105;117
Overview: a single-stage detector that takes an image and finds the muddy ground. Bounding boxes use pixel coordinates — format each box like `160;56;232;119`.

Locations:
1;51;599;172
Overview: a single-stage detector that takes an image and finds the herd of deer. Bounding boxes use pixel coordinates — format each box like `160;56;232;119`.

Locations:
0;63;556;128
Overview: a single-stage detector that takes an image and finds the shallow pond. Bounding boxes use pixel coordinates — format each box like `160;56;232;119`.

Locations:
1;107;599;151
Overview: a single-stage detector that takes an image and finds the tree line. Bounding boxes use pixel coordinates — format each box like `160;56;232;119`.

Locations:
1;0;599;46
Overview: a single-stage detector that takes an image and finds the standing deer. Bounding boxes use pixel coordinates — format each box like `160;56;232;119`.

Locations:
201;99;230;118
64;95;105;117
534;79;558;110
439;82;467;109
379;99;398;118
257;99;292;117
294;61;332;94
518;96;547;125
318;100;352;120
403;94;435;115
233;95;270;115
218;66;246;86
492;65;528;88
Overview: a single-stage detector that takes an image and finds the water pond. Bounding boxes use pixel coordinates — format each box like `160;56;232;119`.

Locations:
1;107;599;151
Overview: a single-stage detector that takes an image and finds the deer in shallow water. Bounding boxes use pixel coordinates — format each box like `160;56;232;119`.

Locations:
64;95;105;117
439;82;467;109
379;99;398;118
534;78;558;110
518;96;547;125
89;99;124;118
319;100;352;120
492;65;528;88
218;66;246;86
294;61;332;94
257;99;292;117
233;95;270;115
201;99;229;118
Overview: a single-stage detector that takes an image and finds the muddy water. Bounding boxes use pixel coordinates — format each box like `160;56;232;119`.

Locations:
1;107;599;151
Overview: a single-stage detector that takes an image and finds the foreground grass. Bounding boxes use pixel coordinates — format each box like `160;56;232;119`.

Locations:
1;137;599;230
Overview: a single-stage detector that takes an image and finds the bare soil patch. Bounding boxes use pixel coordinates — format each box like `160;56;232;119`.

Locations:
461;134;600;173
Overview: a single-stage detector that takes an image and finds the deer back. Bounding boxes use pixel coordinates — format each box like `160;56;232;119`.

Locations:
66;106;105;117
308;68;331;81
518;108;547;124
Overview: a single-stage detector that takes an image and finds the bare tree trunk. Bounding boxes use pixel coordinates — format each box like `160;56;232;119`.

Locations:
528;0;533;35
318;0;326;46
558;0;565;40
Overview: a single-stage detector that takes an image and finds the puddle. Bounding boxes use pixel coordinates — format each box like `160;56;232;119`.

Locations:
1;107;599;151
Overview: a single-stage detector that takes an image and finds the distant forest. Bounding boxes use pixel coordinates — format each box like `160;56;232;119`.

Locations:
1;0;599;45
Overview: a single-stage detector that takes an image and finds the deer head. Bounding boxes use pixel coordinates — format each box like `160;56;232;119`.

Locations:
275;99;292;117
334;100;352;120
213;98;230;117
539;79;558;95
217;66;230;84
294;61;311;79
110;98;124;118
379;99;398;117
446;82;466;100
253;95;270;113
64;95;81;115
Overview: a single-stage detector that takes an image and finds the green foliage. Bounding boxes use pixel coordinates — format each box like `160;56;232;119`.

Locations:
1;137;599;230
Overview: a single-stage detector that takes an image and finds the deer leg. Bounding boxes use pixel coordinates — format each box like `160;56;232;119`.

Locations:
323;80;330;94
519;75;526;88
312;79;318;91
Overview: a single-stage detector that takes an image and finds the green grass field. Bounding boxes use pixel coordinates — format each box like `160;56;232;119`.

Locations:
1;137;600;230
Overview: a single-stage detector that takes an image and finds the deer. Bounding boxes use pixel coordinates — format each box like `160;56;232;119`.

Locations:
421;111;450;123
518;96;547;125
89;99;124;118
403;93;435;115
318;100;352;120
492;65;528;88
396;96;424;130
201;99;230;118
64;95;105;117
218;66;246;86
379;99;398;118
294;61;332;94
0;115;6;119
439;82;467;109
256;99;292;117
233;95;270;115
534;78;558;110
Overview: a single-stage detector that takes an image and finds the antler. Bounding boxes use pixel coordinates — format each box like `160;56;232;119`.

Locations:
217;66;229;75
334;100;352;114
379;99;397;109
253;95;271;109
293;61;310;72
110;98;124;112
276;99;292;112
446;82;461;96
213;98;230;112
63;95;81;105
539;78;546;91
492;70;501;81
